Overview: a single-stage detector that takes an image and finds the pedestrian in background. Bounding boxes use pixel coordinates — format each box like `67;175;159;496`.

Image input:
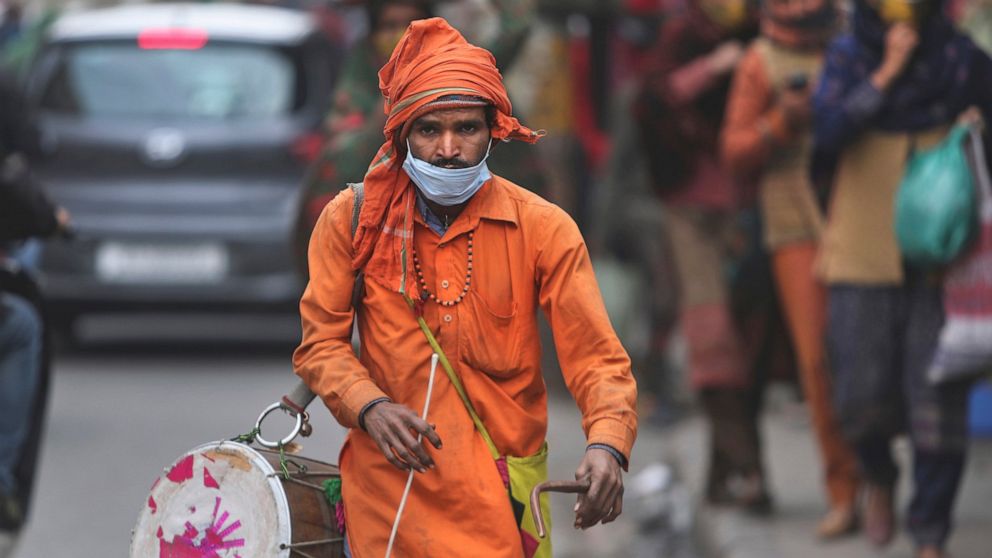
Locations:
0;66;66;538
721;0;862;539
297;0;435;242
961;0;992;52
813;0;992;555
635;0;779;513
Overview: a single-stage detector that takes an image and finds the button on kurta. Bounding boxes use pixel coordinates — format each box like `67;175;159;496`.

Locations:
443;314;453;323
441;280;450;289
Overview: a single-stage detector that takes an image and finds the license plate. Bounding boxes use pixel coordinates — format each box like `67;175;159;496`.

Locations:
95;242;229;284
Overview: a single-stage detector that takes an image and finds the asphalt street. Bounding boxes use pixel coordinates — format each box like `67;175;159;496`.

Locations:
3;314;691;558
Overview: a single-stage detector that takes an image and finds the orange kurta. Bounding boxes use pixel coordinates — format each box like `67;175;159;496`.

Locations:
294;176;638;557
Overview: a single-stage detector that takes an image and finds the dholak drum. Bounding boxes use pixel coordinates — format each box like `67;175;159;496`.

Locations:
130;441;343;557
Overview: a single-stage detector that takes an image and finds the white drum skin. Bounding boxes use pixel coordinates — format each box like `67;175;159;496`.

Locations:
131;442;293;558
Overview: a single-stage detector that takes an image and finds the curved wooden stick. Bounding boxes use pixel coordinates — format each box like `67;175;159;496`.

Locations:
529;479;591;538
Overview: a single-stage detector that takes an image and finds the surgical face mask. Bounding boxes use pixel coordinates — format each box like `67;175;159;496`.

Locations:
701;0;750;31
402;139;493;206
877;0;932;25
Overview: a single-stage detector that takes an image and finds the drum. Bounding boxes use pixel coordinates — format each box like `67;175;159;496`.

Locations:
130;441;343;558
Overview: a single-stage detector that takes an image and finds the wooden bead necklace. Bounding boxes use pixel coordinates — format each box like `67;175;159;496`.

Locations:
413;231;474;307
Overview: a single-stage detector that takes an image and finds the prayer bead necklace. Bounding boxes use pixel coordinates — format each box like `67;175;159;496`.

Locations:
413;231;474;307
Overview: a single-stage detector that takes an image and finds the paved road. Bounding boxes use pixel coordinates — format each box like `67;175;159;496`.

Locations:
3;315;693;558
667;392;992;558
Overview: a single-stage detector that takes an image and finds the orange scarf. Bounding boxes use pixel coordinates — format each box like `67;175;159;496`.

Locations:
351;17;541;294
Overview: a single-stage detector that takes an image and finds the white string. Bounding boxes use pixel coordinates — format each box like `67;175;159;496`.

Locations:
384;353;438;558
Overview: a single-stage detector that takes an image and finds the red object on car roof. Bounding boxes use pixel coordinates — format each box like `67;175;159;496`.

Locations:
137;28;209;50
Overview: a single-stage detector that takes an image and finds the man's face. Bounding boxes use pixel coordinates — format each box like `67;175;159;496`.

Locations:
407;107;491;168
766;0;823;19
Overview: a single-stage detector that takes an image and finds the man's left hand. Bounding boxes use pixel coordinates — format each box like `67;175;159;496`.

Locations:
573;448;624;529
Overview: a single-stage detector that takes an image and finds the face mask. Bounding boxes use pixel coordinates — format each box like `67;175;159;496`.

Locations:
878;0;931;25
701;0;750;30
402;139;493;206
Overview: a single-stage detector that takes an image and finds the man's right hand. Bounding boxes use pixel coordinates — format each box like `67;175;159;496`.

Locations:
872;23;919;91
364;401;442;473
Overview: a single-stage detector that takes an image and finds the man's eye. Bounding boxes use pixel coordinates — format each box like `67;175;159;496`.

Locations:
460;125;477;133
419;127;436;135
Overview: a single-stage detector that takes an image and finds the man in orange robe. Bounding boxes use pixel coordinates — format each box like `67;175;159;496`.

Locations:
293;17;638;558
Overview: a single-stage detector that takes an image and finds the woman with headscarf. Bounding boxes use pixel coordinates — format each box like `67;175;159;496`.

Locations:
635;0;783;513
721;0;862;539
813;0;992;555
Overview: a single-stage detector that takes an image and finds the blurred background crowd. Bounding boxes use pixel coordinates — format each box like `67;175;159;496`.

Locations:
2;0;992;556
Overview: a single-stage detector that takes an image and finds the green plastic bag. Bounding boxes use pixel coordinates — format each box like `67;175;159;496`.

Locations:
895;124;977;266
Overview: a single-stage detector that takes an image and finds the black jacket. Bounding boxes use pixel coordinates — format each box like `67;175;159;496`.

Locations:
1;172;58;242
0;69;56;243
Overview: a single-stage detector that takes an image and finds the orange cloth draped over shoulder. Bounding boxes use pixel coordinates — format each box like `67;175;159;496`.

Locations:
353;17;542;294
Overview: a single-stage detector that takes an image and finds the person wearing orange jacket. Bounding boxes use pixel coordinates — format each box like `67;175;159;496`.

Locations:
293;18;638;558
635;0;781;514
720;0;862;540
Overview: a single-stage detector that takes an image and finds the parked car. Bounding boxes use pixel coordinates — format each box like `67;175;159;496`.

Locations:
24;3;338;334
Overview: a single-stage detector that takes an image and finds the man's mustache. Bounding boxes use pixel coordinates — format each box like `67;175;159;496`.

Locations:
431;157;472;169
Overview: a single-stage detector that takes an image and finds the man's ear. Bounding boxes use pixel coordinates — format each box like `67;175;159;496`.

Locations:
485;106;497;130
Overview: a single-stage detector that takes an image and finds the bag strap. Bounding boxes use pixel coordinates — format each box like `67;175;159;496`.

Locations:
967;127;992;208
350;182;364;235
403;293;501;460
349;183;365;310
282;183;366;414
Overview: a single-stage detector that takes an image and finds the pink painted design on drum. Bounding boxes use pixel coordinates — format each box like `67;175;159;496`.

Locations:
203;467;220;489
167;455;195;483
148;495;157;514
157;496;245;558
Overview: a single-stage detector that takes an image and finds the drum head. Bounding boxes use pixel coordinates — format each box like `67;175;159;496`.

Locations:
131;442;292;558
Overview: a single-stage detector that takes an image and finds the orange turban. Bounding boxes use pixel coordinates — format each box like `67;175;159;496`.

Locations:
350;17;541;295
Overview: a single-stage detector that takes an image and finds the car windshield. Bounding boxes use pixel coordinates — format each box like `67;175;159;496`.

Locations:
41;42;298;120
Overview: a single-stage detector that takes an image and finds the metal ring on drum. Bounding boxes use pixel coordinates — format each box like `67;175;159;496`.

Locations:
255;401;304;449
130;441;344;558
